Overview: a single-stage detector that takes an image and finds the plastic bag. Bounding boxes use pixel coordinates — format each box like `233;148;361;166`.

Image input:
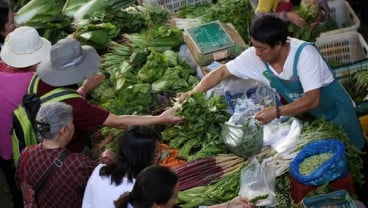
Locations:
221;120;263;158
263;117;303;155
290;139;348;186
211;79;277;114
239;157;276;207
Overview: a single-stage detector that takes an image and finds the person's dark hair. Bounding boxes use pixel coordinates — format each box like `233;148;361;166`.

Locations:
250;15;289;48
99;125;161;185
0;7;9;42
114;165;178;208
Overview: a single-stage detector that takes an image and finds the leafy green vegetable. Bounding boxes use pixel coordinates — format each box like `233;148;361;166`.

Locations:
162;93;230;160
62;0;89;17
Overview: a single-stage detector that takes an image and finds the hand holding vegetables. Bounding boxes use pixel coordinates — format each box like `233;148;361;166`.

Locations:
158;107;184;124
286;10;306;27
225;196;254;208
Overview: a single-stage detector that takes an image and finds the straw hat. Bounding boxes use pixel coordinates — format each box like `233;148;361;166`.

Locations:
0;26;51;68
37;38;100;87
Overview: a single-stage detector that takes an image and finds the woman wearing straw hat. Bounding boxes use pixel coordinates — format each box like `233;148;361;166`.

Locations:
35;38;182;153
0;26;51;208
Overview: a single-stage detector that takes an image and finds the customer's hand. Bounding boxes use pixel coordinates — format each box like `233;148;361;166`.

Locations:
228;196;254;208
80;74;105;94
287;11;306;27
159;107;183;124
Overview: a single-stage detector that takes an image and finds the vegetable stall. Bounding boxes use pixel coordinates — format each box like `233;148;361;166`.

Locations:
10;0;368;207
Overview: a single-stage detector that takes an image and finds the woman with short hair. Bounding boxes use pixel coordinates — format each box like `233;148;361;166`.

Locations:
15;102;96;208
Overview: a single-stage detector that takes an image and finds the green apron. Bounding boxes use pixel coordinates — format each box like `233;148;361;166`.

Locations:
262;42;365;149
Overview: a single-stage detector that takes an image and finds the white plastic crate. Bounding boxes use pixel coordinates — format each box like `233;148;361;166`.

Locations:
315;32;368;66
142;0;212;12
248;0;360;36
319;0;360;36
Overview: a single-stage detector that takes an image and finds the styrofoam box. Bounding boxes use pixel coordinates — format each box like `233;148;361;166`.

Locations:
315;32;368;66
143;0;212;12
248;0;360;36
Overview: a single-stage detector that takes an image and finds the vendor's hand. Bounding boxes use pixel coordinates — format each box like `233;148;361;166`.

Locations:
80;74;105;94
100;148;117;165
176;90;196;103
287;11;306;27
228;196;254;208
159;107;183;124
255;107;277;125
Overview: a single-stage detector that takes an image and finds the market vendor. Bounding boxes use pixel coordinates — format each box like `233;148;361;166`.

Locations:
178;15;368;204
179;15;365;149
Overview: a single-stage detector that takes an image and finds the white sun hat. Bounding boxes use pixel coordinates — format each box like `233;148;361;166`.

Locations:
0;26;51;68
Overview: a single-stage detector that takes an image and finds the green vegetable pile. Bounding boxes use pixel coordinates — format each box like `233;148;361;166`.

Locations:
298;152;333;176
162;93;230;161
14;0;72;43
177;165;245;207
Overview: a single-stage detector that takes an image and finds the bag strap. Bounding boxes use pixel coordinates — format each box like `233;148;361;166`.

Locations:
34;149;70;197
27;74;82;103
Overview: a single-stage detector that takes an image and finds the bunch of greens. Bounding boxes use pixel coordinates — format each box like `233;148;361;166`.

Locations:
202;0;253;43
162;93;230;161
176;3;212;18
74;22;120;50
91;4;170;34
288;0;337;41
14;0;72;43
123;24;184;52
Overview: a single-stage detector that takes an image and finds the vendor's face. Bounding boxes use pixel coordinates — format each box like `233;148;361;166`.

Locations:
251;38;281;63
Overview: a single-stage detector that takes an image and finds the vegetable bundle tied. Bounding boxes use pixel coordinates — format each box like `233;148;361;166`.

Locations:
174;154;245;191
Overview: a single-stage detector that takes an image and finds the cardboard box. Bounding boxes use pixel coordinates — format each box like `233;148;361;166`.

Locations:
184;21;248;66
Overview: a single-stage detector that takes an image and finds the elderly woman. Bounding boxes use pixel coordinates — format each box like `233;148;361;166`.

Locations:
15;102;96;208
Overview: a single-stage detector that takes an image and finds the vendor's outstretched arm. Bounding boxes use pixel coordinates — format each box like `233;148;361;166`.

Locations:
255;88;320;124
178;64;232;102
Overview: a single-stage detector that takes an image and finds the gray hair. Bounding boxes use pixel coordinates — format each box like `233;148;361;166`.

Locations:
35;102;73;140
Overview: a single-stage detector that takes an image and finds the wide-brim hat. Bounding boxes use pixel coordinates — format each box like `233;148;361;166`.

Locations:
37;38;100;87
1;26;51;68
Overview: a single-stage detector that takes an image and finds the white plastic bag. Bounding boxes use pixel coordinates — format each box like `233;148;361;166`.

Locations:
263;117;303;155
239;157;276;207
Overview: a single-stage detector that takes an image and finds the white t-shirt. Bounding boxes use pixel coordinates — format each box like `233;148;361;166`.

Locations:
226;38;334;93
82;164;135;208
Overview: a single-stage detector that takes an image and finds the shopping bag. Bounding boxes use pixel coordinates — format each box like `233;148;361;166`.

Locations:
239;157;276;207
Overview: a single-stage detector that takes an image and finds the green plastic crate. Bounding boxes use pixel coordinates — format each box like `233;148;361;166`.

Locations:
302;190;357;208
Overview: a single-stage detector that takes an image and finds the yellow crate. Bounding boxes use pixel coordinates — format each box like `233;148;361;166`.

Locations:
359;115;368;141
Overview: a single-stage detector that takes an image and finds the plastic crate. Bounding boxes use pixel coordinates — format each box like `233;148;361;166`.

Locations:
302;190;357;208
315;32;368;67
142;0;212;12
248;0;360;36
319;0;360;36
249;0;258;10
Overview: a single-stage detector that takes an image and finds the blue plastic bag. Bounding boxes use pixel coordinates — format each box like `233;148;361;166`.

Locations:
290;139;348;186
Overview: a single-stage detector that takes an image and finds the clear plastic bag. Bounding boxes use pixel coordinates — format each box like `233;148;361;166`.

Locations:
221;120;263;158
239;157;276;207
